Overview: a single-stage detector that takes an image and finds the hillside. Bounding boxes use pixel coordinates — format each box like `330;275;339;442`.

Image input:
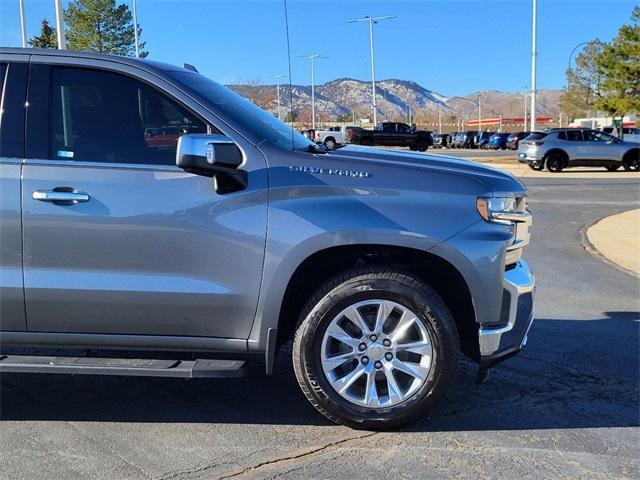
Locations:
227;78;562;124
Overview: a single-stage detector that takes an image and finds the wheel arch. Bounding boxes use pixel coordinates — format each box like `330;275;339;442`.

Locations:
623;147;639;161
543;148;569;161
275;244;479;361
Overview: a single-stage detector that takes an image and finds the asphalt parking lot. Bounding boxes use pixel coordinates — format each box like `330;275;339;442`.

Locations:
1;177;639;480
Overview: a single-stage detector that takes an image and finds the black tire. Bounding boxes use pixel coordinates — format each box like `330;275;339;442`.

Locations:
360;139;373;147
605;165;620;172
292;268;459;430
409;144;418;151
623;149;639;171
324;138;336;150
545;152;566;172
416;141;429;152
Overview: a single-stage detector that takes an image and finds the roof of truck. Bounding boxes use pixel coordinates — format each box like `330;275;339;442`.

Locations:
0;47;190;75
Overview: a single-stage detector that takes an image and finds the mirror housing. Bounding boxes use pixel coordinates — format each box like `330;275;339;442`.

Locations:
177;134;247;193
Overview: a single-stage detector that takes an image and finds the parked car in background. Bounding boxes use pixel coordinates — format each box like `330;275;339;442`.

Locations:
461;131;477;149
475;131;495;149
447;132;458;148
488;132;510;150
352;122;433;151
453;132;467;148
313;125;362;150
344;125;364;144
432;133;450;148
602;126;640;144
506;131;530;150
518;128;640;172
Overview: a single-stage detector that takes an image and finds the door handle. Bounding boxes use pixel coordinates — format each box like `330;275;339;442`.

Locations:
32;189;91;204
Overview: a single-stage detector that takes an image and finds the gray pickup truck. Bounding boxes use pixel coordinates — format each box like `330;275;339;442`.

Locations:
0;49;534;429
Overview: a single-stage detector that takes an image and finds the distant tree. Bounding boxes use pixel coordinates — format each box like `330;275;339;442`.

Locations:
336;113;352;123
64;0;147;57
284;111;298;123
28;18;57;49
595;6;640;129
559;40;604;120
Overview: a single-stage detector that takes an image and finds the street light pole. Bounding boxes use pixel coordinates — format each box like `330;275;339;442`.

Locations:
521;85;528;131
132;0;140;58
347;15;395;127
54;0;66;49
530;0;537;131
18;0;27;47
299;54;326;130
272;74;287;120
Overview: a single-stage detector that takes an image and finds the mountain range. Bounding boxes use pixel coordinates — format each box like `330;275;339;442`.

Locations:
228;78;562;124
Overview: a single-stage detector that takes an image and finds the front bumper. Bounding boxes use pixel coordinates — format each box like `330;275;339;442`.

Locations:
478;259;535;367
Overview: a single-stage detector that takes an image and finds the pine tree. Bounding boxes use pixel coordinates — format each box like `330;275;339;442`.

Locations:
559;40;604;120
595;6;640;122
28;18;58;49
64;0;148;57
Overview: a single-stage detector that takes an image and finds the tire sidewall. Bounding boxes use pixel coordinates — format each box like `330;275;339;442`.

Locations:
546;152;565;172
294;275;458;429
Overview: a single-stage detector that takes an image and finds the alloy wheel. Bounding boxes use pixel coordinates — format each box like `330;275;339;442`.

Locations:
320;299;434;409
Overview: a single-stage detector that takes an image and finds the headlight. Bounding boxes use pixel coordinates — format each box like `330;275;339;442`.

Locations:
476;196;521;224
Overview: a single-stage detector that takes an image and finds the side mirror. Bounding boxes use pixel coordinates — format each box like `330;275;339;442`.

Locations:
177;134;247;193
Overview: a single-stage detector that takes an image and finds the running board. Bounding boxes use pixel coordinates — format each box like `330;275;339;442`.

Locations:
0;355;246;378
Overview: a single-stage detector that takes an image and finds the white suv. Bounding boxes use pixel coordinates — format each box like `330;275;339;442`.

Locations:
518;129;640;172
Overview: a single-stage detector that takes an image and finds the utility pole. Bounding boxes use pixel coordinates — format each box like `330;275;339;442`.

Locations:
299;54;327;130
438;105;442;134
132;0;140;58
347;15;395;127
477;94;482;134
18;0;27;47
530;0;537;131
54;0;66;49
272;74;287;120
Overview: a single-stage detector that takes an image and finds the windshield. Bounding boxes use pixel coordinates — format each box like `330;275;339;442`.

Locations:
167;70;313;151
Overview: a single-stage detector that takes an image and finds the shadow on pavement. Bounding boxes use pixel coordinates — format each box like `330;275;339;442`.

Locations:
1;312;638;431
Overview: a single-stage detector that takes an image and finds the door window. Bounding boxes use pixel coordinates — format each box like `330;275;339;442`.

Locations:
50;67;209;165
584;130;615;143
564;130;584;141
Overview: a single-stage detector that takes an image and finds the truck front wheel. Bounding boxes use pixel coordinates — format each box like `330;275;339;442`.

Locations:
292;268;459;429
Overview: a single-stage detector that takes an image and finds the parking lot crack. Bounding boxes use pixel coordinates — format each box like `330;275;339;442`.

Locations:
213;431;377;480
65;421;153;479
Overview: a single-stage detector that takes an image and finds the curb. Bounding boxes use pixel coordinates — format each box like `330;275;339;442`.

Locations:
579;210;640;279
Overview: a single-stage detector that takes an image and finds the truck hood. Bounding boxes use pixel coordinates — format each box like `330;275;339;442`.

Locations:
329;145;526;195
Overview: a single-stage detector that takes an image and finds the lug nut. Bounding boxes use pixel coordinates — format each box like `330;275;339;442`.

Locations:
383;339;391;347
374;361;383;369
358;343;367;351
385;352;393;361
369;334;378;342
361;356;369;365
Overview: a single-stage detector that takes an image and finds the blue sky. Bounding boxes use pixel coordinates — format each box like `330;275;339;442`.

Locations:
0;0;636;96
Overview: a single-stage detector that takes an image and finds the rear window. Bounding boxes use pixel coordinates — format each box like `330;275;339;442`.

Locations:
526;132;548;140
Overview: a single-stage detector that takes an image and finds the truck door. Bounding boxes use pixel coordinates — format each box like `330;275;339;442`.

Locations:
21;61;268;339
0;58;28;331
